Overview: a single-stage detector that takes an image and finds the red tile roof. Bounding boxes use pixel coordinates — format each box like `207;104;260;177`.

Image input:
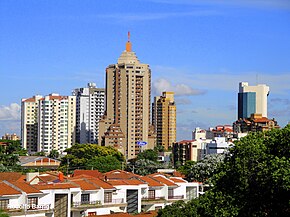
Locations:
73;170;103;179
104;170;139;180
149;175;177;187
169;177;187;183
108;179;145;186
0;172;23;182
10;181;42;194
33;183;78;190
0;182;21;196
177;140;195;144
253;117;271;123
139;176;164;187
70;179;100;190
86;177;115;190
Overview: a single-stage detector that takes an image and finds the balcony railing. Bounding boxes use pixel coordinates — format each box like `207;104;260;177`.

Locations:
72;200;101;207
104;198;124;204
142;196;165;201
168;195;184;200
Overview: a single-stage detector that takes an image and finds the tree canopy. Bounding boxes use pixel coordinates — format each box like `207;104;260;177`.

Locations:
158;126;290;217
59;144;124;173
0;139;27;172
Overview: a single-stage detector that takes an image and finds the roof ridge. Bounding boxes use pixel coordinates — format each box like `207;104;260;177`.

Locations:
3;180;23;194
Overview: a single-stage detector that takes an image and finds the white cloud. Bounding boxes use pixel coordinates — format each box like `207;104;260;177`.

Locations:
0;103;21;121
153;78;206;96
149;0;290;10
153;65;290;94
175;97;192;105
96;10;221;22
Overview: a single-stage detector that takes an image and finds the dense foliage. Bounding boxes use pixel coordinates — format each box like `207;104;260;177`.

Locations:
126;148;164;175
178;154;225;183
0;139;27;171
59;144;124;173
158;126;290;217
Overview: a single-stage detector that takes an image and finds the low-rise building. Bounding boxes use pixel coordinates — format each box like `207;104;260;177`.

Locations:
233;113;280;133
0;170;202;216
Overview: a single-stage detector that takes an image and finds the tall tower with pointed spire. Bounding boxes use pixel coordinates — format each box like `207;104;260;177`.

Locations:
99;33;156;159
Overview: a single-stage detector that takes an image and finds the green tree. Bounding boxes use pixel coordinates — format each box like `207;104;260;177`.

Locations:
32;151;46;156
134;159;160;175
0;210;9;217
0;139;26;171
158;126;290;217
48;149;59;159
137;149;158;162
59;144;124;173
87;156;122;172
177;160;196;177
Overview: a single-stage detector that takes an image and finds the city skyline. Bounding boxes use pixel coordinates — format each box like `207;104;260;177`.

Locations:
1;0;290;140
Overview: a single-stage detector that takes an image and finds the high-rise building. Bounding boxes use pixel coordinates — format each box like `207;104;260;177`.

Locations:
73;83;105;144
99;33;155;159
37;94;76;154
21;95;43;153
238;82;270;119
152;92;176;150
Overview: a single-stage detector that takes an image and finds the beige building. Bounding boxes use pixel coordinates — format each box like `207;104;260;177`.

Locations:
1;133;20;141
153;92;176;150
21;95;43;153
173;140;202;166
99;33;155;159
38;94;76;154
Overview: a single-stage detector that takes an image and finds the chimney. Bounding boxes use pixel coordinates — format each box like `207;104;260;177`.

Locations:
59;172;64;182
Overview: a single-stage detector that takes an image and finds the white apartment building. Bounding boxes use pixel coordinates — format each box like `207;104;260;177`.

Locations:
37;94;76;154
206;137;233;155
72;83;105;144
21;95;43;153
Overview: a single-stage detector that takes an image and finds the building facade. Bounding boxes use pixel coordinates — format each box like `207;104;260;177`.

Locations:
1;133;20;141
238;82;270;119
21;95;43;153
73;83;105;144
99;33;155;159
152;92;176;150
37;94;76;154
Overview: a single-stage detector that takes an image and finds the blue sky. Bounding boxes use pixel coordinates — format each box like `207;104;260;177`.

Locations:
0;0;290;140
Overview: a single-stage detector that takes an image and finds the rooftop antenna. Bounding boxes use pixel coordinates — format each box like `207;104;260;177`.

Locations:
126;31;132;52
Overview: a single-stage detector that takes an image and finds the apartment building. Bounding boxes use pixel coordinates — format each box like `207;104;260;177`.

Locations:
73;83;105;144
37;94;76;154
152;92;176;150
21;95;43;153
21;94;76;154
99;33;155;159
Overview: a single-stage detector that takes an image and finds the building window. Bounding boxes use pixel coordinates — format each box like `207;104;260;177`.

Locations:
168;189;174;198
0;199;9;210
81;194;90;203
28;197;38;208
148;190;155;199
104;192;112;203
